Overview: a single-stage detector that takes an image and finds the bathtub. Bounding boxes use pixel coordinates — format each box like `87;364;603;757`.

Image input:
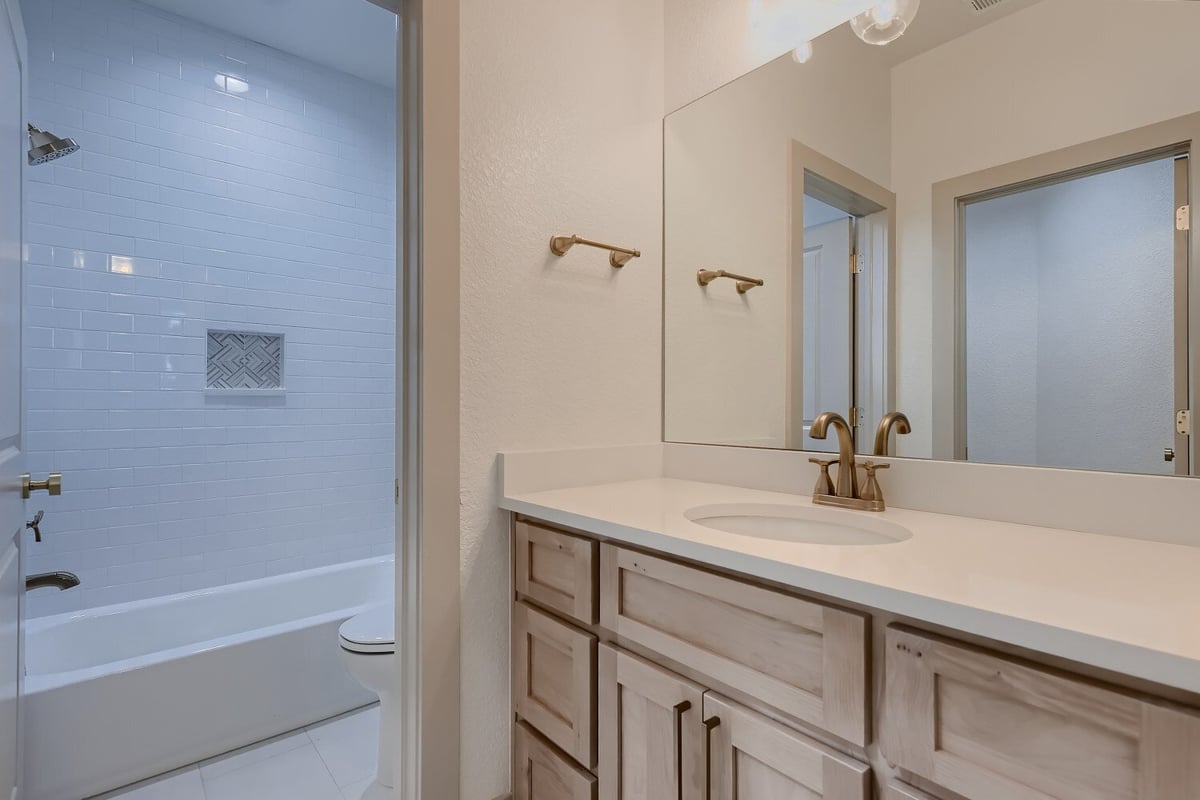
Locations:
23;555;394;800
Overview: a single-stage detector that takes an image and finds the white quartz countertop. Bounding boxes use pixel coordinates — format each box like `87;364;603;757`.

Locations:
501;477;1200;695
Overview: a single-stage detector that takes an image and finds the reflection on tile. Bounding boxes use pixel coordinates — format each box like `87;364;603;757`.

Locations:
307;705;379;787
92;766;206;800
338;777;375;800
197;730;310;783
95;706;380;800
202;744;342;800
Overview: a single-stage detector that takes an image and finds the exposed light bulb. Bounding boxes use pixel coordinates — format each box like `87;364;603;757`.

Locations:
791;40;814;64
851;0;920;46
871;0;899;25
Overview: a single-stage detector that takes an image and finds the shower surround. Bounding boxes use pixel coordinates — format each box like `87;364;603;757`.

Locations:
20;0;397;616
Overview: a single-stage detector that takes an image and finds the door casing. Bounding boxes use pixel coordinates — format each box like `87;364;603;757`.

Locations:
0;0;25;797
788;140;897;451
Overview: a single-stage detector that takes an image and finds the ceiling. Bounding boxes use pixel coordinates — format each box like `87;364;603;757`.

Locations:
868;0;1046;65
138;0;398;87
809;0;1046;68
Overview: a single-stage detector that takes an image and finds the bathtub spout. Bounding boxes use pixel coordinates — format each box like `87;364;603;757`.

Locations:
26;572;80;591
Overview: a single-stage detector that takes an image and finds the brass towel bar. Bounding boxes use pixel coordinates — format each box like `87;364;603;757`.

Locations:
550;234;641;268
697;269;764;294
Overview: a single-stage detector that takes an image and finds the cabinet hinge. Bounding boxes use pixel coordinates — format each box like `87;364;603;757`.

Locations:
394;478;400;504
1177;204;1191;232
1178;409;1193;437
850;253;864;275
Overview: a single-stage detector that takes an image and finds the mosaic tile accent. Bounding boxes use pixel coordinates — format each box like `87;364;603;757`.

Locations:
206;331;283;390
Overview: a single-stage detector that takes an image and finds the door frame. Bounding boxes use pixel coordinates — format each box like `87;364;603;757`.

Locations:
396;1;461;800
788;140;897;450
932;111;1200;472
0;0;24;798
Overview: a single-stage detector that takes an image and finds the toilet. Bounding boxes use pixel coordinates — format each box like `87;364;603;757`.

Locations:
339;605;397;795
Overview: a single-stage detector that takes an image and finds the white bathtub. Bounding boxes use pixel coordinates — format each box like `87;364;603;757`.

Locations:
23;555;394;800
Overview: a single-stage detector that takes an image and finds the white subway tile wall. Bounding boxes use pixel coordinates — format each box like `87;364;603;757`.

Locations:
20;0;397;616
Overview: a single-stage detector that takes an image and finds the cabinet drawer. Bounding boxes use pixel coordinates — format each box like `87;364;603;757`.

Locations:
514;721;597;800
600;544;869;745
705;694;871;800
514;601;597;768
515;519;599;625
883;626;1200;800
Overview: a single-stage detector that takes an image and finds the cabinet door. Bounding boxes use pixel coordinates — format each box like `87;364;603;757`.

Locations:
598;644;706;800
883;626;1200;800
513;601;597;768
601;545;868;745
515;721;597;800
704;694;870;800
880;782;940;800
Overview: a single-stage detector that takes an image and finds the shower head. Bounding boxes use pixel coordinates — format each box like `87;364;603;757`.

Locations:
27;123;80;166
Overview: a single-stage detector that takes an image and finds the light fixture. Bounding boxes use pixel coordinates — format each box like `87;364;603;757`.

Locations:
791;40;814;64
851;0;920;45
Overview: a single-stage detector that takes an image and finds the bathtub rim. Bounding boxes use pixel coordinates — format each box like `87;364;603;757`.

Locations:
25;554;394;693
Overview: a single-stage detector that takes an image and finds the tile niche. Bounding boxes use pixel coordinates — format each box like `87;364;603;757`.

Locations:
206;331;285;393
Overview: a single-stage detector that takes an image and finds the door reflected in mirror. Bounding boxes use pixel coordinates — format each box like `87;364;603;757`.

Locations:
662;0;1200;478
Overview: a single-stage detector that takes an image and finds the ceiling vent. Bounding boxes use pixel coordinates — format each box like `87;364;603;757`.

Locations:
964;0;1010;12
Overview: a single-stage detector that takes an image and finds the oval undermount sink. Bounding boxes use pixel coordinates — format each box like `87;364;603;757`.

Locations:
684;503;912;546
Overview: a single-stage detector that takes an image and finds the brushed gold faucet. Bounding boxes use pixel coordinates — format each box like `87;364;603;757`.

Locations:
809;411;888;512
873;411;911;456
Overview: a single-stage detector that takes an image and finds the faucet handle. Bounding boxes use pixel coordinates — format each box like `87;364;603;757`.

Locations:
808;458;836;497
856;461;890;503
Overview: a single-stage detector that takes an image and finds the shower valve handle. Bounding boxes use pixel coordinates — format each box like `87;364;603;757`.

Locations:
21;472;62;499
26;510;44;543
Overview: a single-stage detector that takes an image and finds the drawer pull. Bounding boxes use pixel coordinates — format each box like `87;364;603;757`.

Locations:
703;715;721;800
673;701;692;800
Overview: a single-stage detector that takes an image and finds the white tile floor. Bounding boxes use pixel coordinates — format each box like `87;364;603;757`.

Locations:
90;705;381;800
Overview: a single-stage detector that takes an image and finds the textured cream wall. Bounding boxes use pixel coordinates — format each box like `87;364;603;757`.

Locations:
459;0;665;795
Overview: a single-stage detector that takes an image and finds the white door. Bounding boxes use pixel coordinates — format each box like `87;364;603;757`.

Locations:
0;1;23;797
801;218;854;452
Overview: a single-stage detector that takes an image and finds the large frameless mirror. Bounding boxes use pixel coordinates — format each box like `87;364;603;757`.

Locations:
663;0;1200;477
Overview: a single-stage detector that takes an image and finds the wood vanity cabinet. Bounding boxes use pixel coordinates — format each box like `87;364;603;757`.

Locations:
595;644;870;800
512;517;872;800
879;782;939;800
514;721;597;800
511;514;1200;800
882;626;1200;800
597;644;706;800
515;520;599;625
513;600;597;768
600;544;869;746
705;693;870;799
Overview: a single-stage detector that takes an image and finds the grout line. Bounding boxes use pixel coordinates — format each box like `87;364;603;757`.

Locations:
306;728;341;789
